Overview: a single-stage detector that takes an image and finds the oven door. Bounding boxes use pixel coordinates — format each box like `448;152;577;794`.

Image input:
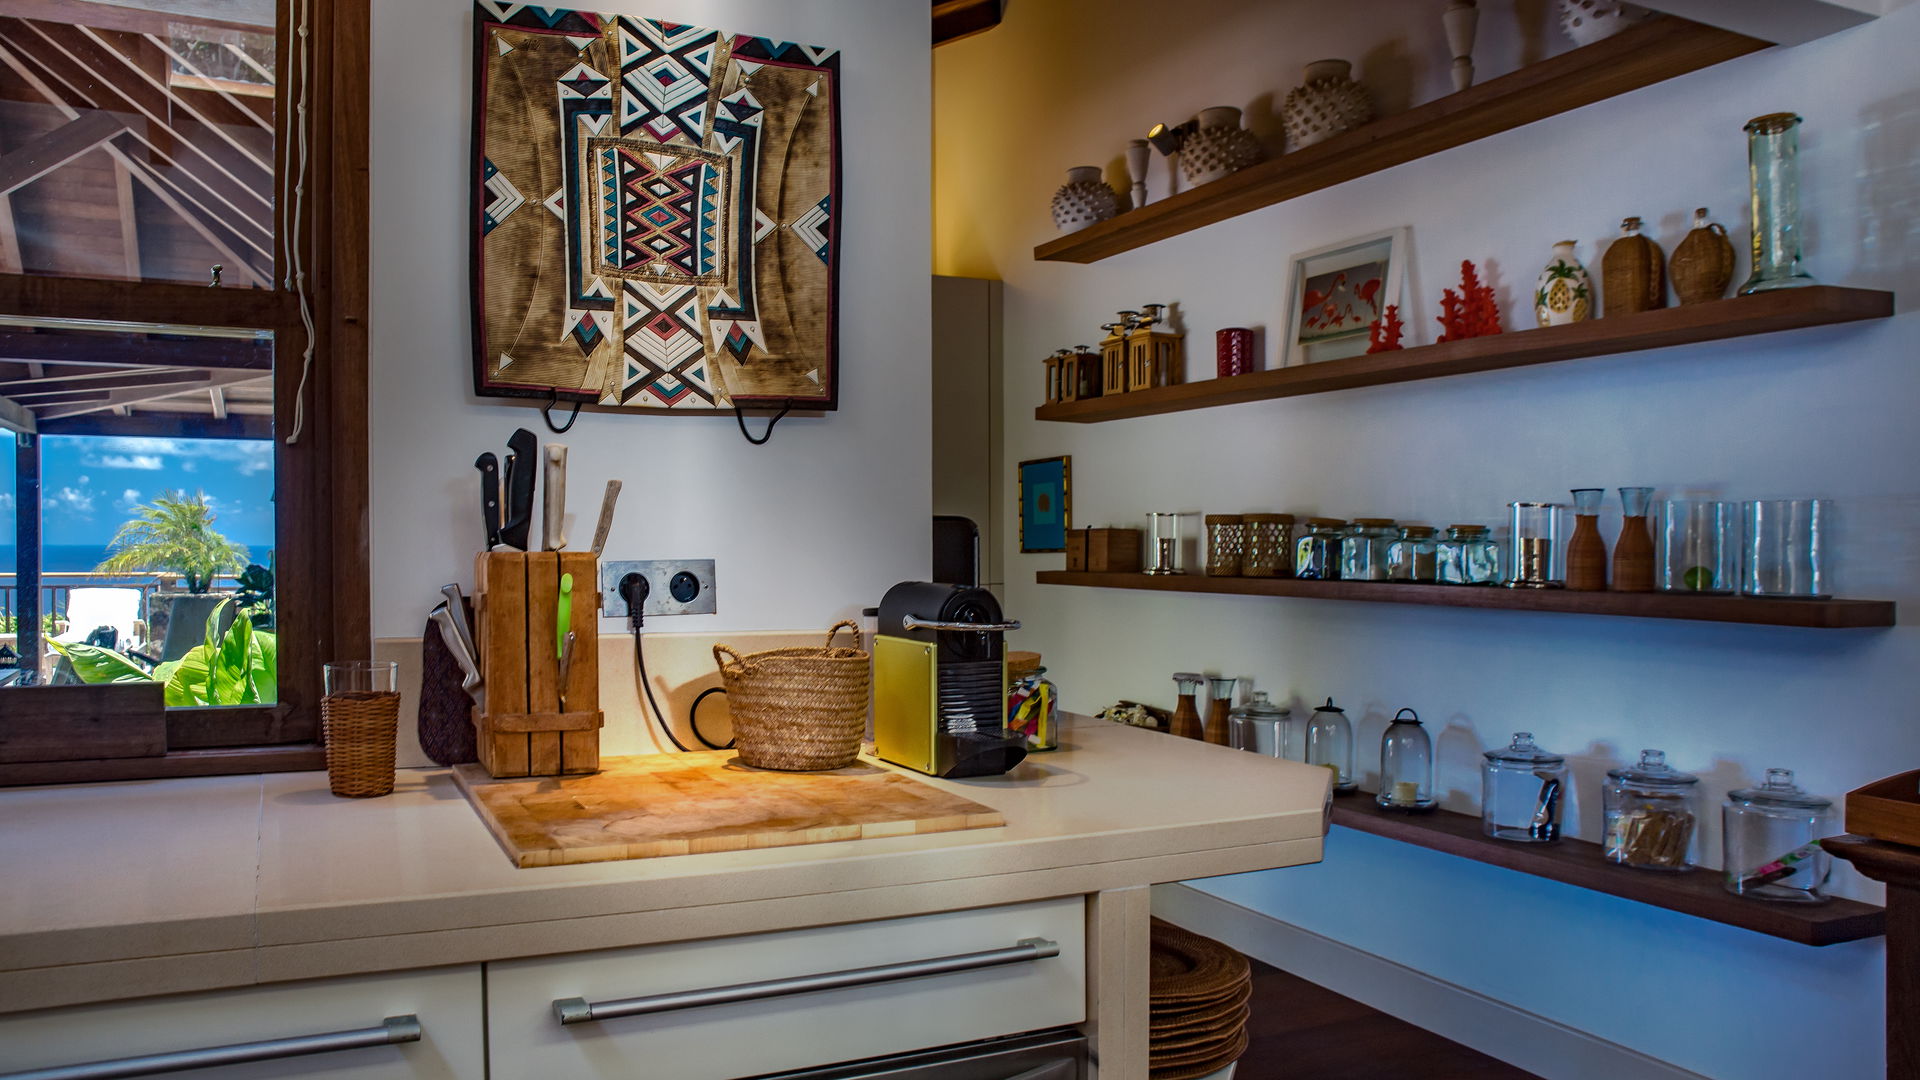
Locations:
750;1029;1086;1080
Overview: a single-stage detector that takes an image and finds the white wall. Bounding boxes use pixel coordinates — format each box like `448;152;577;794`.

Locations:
370;0;929;641
936;2;1919;1076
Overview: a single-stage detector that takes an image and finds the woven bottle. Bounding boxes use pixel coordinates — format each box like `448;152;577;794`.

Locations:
1669;208;1735;304
1602;216;1665;316
1566;489;1608;591
1612;487;1656;593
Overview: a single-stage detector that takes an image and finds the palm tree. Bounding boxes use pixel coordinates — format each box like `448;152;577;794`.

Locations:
95;491;250;593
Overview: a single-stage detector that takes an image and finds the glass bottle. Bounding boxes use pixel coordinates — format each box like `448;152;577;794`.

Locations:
1603;749;1700;871
1565;488;1607;591
1387;526;1438;583
1170;672;1205;740
1724;769;1835;903
1377;708;1436;811
1612;486;1655;592
1506;502;1563;588
1305;698;1355;792
1340;518;1397;581
1229;690;1291;757
1294;518;1347;580
1481;732;1568;842
1740;113;1816;294
1436;524;1500;585
1204;675;1237;746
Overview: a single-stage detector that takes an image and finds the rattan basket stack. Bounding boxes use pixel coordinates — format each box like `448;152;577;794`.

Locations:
1149;919;1252;1079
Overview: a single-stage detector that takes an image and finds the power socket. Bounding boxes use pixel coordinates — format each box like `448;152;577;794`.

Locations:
601;559;717;617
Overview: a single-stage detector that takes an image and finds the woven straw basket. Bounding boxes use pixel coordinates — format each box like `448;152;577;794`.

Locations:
322;691;400;797
713;621;871;771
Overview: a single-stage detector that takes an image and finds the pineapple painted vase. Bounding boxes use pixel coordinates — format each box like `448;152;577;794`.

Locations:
1535;241;1593;327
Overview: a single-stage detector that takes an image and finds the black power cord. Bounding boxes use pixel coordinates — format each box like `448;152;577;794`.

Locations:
622;572;731;751
689;686;734;750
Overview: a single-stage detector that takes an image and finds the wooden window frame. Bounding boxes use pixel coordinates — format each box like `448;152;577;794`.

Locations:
0;0;369;785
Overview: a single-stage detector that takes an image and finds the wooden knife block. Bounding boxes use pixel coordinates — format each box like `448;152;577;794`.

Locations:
472;551;602;778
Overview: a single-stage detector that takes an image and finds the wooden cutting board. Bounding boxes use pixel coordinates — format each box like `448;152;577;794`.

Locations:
453;752;1005;868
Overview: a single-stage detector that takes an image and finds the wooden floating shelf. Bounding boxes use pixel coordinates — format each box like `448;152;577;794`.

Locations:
1330;793;1885;947
1035;286;1894;423
1035;571;1896;629
1034;17;1769;264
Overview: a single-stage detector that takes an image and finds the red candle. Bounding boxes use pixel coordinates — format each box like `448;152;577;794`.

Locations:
1216;327;1255;377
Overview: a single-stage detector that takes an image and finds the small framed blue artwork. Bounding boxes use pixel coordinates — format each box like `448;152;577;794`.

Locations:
1018;456;1071;553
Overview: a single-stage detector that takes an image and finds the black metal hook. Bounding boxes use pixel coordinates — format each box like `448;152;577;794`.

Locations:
733;399;793;446
541;388;582;434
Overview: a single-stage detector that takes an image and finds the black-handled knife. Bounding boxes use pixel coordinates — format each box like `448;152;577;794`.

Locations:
499;428;538;551
474;452;502;549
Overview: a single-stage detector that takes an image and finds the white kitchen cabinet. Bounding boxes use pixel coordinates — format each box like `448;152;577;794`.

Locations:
0;966;484;1079
487;897;1088;1080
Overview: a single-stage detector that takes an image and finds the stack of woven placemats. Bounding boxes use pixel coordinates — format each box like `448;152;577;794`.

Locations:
1149;918;1252;1079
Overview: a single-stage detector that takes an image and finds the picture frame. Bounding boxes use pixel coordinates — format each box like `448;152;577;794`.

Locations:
1283;226;1410;367
1018;456;1072;553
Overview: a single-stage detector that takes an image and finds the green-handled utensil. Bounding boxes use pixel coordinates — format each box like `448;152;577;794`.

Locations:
557;572;573;658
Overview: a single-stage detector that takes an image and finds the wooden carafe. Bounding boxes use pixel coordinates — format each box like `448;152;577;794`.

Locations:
1611;487;1656;593
1566;489;1608;591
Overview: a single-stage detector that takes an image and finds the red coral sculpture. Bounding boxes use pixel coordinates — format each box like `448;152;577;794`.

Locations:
1366;304;1405;353
1436;260;1503;342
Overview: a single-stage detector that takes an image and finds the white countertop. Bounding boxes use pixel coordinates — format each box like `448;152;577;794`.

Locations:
0;719;1329;1013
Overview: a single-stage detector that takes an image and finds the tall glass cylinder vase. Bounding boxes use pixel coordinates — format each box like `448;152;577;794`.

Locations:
1743;499;1830;598
1506;502;1563;588
1740;113;1816;294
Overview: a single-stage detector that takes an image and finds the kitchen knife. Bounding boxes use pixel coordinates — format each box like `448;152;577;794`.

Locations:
542;443;568;551
557;630;577;711
499;428;538;551
474;453;502;550
556;572;573;659
428;601;485;712
590;479;622;557
439;584;479;667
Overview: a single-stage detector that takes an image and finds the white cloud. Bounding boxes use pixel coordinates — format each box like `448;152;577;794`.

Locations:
87;454;166;471
49;486;94;515
0;492;12;511
116;488;142;512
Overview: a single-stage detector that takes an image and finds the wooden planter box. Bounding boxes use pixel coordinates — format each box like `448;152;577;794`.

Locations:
472;551;602;778
0;683;166;763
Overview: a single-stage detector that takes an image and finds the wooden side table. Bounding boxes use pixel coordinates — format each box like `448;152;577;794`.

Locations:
1824;836;1920;1079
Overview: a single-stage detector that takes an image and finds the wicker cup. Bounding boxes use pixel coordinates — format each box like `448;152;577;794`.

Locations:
714;621;871;772
322;691;400;797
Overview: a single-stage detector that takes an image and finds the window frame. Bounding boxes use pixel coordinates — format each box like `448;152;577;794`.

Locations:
0;0;369;785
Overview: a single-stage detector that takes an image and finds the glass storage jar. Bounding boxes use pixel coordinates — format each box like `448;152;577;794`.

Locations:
1341;518;1398;581
1387;526;1438;582
1006;651;1058;752
1305;697;1356;792
1294;518;1347;580
1205;515;1246;577
1723;768;1835;903
1229;691;1291;758
1437;525;1501;585
1377;708;1436;811
1241;513;1295;578
1603;749;1700;871
1482;732;1567;842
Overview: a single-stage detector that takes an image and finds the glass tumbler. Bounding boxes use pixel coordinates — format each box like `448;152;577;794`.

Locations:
322;660;401;798
1742;499;1830;598
1658;499;1737;594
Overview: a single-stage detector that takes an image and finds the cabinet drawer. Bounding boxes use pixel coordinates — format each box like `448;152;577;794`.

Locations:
487;898;1086;1080
0;966;483;1079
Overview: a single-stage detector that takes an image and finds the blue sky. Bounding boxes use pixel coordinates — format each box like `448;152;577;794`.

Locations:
0;435;276;551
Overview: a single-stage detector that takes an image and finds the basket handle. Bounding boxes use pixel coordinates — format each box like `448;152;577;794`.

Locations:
713;643;744;671
824;619;862;651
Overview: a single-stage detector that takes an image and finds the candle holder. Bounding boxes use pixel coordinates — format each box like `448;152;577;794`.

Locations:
1146;512;1184;575
1506;502;1563;588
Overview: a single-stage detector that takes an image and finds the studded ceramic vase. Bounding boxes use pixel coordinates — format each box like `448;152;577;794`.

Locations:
1535;240;1593;327
1179;106;1265;187
1557;0;1651;46
1282;60;1373;151
1050;166;1122;234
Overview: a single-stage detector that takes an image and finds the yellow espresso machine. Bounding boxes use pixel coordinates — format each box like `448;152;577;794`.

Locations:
873;582;1029;779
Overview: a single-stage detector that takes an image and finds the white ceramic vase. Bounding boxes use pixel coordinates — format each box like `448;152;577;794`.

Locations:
1179;106;1265;187
1535;240;1594;327
1050;166;1122;234
1281;60;1374;151
1558;0;1651;46
1125;138;1151;208
1444;1;1479;91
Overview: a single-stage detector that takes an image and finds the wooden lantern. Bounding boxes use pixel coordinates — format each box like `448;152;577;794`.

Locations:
1042;352;1064;405
1100;325;1129;397
1126;327;1183;392
1069;347;1102;399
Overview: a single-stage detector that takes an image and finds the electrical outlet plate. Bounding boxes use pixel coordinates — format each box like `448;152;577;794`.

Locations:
601;559;717;617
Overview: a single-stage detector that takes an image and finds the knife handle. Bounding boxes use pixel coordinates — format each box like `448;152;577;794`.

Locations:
543;444;569;551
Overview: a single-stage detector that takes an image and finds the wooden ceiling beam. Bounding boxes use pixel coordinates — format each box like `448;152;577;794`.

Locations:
208;383;225;418
35;409;270;440
0;272;286;328
33;367;262;419
0;0;270;38
2;366;210;395
0;109;124;196
0;390;35;433
0;328;273;368
933;0;1002;46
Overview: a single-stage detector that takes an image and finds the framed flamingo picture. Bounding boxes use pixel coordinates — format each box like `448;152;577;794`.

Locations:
1283;227;1410;366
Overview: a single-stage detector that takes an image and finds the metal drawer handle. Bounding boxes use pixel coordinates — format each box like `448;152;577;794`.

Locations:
554;937;1059;1025
0;1015;421;1080
900;615;1023;633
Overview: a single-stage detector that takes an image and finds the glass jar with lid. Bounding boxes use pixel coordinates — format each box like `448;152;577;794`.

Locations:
1304;697;1355;791
1387;526;1438;582
1723;768;1835;903
1482;732;1567;842
1377;708;1436;811
1341;518;1398;581
1603;749;1700;871
1229;691;1292;758
1294;519;1347;580
1436;525;1501;585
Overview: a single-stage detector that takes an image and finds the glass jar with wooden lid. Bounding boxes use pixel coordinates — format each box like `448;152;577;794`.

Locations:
1387;526;1438;582
1341;518;1399;581
1294;518;1348;580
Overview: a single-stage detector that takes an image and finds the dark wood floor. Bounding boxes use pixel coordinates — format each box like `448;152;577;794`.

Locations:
1236;959;1542;1079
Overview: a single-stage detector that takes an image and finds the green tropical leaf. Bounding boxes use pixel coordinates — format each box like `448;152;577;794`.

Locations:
47;640;157;684
164;647;214;707
248;629;278;705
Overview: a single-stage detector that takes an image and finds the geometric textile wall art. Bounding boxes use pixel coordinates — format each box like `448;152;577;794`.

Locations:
471;4;841;411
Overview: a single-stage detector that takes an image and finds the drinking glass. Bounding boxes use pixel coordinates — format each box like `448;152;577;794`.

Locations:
1658;500;1737;594
323;660;401;797
1742;499;1830;598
